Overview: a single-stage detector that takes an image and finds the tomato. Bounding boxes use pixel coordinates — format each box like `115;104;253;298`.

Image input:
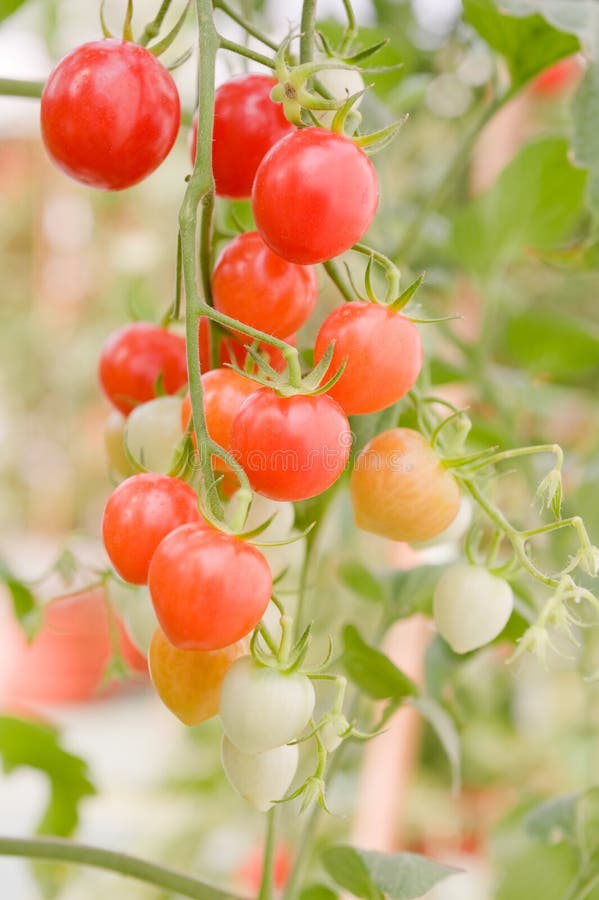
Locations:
433;564;514;653
319;712;351;752
40;40;180;190
532;56;582;97
148;524;272;650
189;74;295;198
181;368;257;494
219;656;315;753
99;322;188;416
221;736;298;811
237;843;292;893
314;301;423;415
314;66;365;128
149;626;246;726
252;128;379;264
212;232;318;339
230;389;352;501
104;410;135;479
350;428;461;542
106;580;158;655
125;396;184;474
102;473;202;585
198;317;295;374
0;588;145;706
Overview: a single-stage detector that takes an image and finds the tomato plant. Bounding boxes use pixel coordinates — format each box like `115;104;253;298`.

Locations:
98;323;188;416
198;317;294;373
252;129;379;264
41;40;180;190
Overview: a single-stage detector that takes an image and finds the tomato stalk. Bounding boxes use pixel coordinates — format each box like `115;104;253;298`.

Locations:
257;808;279;900
138;0;175;46
0;78;44;98
299;0;318;65
214;0;279;52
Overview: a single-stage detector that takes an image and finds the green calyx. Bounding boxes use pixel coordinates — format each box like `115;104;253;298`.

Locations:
227;340;346;398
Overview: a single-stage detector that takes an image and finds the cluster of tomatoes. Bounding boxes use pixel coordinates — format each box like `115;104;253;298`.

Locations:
35;35;519;804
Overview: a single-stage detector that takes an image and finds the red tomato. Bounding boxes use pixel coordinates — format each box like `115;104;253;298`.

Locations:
40;40;180;190
102;473;202;585
237;843;292;893
198;317;294;374
212;232;318;339
0;588;146;706
148;524;272;650
189;74;295;198
181;369;257;495
532;56;582;97
230;389;352;501
314;301;423;415
99;322;188;416
252;129;379;264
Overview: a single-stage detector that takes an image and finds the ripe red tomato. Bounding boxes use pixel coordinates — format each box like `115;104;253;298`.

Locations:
40;40;180;190
314;301;423;415
181;368;257;494
198;317;294;374
148;524;272;650
189;74;295;198
237;843;292;893
0;588;146;706
230;389;352;501
532;56;582;97
212;232;318;339
350;428;461;542
99;322;188;416
102;473;202;585
252;128;379;264
149;626;247;726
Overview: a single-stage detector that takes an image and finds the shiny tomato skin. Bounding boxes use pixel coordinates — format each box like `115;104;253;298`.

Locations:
350;428;461;542
0;588;145;706
314;301;423;415
230;389;352;501
212;232;318;339
252;129;379;264
148;524;272;650
99;322;188;416
149;626;247;726
102;473;202;585
190;74;295;198
41;40;180;190
198;317;294;374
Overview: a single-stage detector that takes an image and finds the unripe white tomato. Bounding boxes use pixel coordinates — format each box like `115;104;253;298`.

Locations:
433;563;514;654
107;580;157;655
221;736;298;811
315;66;365;128
220;656;315;753
104;410;135;478
125;395;184;474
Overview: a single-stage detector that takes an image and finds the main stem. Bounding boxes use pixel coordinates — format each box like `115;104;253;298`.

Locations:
299;0;317;64
0;837;241;900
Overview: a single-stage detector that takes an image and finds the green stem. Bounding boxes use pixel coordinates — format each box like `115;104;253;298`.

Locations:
215;0;278;51
218;36;276;68
322;259;355;303
339;0;358;55
300;0;318;64
139;0;175;45
257;807;279;900
466;443;563;474
294;522;319;639
0;78;44;98
352;242;401;301
0;837;241;900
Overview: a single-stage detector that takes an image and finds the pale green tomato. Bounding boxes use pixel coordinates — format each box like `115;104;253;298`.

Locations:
227;492;295;541
314;66;365;128
104;410;135;479
221;736;298;811
125;396;184;474
107;579;158;654
433;563;514;654
220;655;315;753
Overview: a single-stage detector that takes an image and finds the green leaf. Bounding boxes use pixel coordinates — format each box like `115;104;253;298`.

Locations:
0;564;42;640
452;138;587;275
0;0;30;23
424;636;462;701
411;697;461;793
462;0;579;90
389;566;440;619
502;311;599;380
0;716;95;836
342;625;419;701
499;0;599;59
321;846;460;900
299;886;338;900
526;788;599;858
338;561;385;603
573;62;599;227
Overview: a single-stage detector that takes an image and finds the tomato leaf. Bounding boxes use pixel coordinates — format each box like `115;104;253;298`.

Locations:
499;0;599;58
502;311;599;381
0;0;30;22
0;716;96;836
452;138;587;275
341;625;419;701
526;788;599;859
338;561;385;603
573;62;599;229
299;886;338;900
411;697;461;793
321;845;461;900
0;564;42;640
389;566;440;619
462;0;579;90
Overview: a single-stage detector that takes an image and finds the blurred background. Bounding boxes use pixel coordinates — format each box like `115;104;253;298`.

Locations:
1;0;598;898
